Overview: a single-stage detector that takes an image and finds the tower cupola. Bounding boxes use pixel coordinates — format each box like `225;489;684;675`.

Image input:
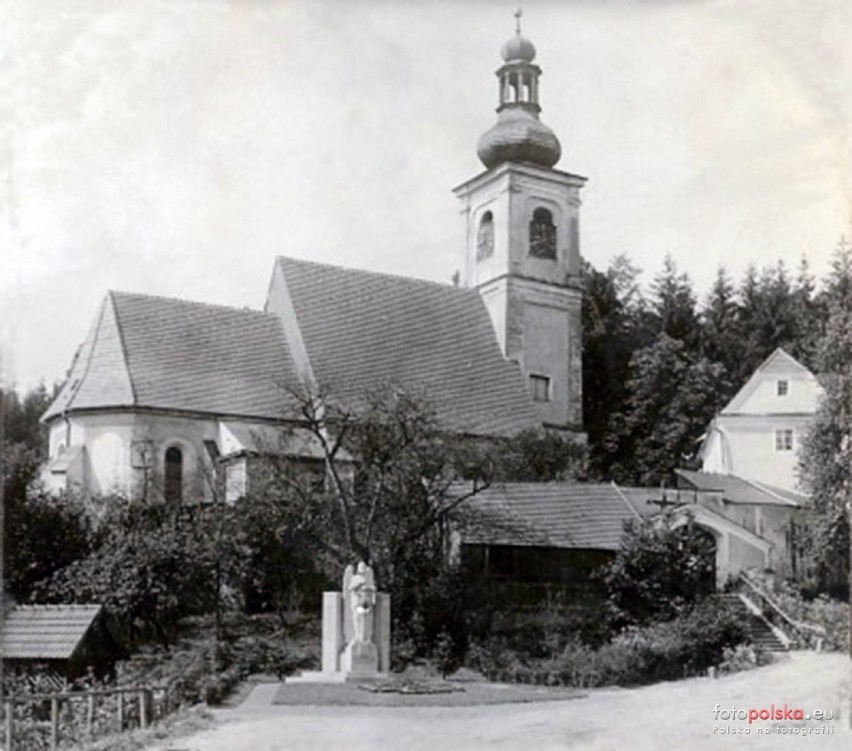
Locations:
476;9;561;170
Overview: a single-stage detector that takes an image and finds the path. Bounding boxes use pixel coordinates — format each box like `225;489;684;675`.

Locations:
146;651;851;750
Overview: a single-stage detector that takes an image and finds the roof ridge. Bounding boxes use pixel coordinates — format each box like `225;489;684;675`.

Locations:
277;256;473;296
611;481;642;520
64;296;108;412
109;290;271;317
107;291;137;407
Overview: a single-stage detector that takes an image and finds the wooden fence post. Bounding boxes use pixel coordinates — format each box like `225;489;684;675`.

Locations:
4;699;13;751
138;689;148;729
86;692;95;739
117;690;124;732
50;696;59;751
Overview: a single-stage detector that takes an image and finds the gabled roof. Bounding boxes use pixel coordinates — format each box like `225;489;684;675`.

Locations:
675;469;804;507
722;348;819;416
43;292;301;422
459;482;640;551
271;257;539;437
1;605;102;660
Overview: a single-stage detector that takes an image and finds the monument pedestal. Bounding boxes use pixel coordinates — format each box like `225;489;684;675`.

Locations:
341;639;378;674
286;562;391;684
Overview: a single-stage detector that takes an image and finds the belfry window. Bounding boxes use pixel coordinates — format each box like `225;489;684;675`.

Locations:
164;446;183;504
477;211;494;260
529;208;556;259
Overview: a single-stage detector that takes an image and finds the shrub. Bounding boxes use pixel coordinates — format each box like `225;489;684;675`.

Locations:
603;511;715;628
467;598;750;688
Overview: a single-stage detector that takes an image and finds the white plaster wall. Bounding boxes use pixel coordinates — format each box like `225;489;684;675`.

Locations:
52;411;220;502
710;415;813;492
733;373;820;415
522;302;569;426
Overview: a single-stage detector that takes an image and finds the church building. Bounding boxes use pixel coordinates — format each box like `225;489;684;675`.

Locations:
41;20;586;505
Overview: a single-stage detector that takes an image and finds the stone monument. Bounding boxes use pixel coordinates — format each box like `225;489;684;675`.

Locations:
290;561;390;682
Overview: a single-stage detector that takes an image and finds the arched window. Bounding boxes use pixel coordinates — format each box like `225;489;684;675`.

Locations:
529;207;557;259
476;211;494;260
164;446;183;505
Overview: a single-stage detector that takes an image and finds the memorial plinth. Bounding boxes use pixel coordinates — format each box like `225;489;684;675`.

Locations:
288;562;390;684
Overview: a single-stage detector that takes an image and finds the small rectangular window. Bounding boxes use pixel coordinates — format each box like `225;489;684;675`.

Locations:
775;429;793;451
529;374;551;403
777;380;789;396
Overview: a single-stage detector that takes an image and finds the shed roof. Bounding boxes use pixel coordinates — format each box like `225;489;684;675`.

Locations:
459;482;640;551
1;605;102;661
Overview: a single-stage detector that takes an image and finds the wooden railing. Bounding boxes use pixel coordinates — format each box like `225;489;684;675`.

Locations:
2;684;178;751
737;572;826;650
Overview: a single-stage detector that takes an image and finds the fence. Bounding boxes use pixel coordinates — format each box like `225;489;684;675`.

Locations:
2;684;178;751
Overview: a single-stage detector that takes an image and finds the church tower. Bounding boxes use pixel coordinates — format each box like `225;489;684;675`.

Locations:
453;12;586;436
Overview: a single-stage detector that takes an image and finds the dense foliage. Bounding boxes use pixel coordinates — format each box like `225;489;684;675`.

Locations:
582;250;831;484
468;598;750;688
798;240;852;598
603;512;716;627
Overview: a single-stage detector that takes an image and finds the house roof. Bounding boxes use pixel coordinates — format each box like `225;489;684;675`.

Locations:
43;292;302;422
721;348;819;416
1;605;102;660
459;482;640;551
675;469;804;507
273;257;539;437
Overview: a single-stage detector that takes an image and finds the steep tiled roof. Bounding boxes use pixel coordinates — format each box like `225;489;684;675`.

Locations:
273;257;538;436
44;292;301;421
676;469;804;507
1;605;102;660
459;482;640;551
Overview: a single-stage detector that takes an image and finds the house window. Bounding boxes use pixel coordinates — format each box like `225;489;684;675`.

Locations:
529;207;556;259
777;380;789;396
164;446;183;504
529;374;551;403
476;211;494;260
774;429;793;452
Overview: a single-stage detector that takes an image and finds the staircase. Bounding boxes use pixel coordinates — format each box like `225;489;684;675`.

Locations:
716;593;789;652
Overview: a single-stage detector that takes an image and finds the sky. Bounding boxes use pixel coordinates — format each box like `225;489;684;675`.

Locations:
1;0;850;391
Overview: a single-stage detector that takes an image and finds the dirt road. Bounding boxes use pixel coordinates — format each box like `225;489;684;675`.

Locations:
147;651;851;750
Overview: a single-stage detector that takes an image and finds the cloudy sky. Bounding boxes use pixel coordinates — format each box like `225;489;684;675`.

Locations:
1;0;850;391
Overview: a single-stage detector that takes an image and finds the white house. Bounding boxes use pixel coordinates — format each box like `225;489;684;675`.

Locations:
699;348;822;493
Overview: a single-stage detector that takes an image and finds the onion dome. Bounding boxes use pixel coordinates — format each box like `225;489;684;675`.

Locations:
476;10;561;170
477;109;561;169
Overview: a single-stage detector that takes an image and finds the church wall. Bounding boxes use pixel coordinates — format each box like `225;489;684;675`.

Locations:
51;411;221;503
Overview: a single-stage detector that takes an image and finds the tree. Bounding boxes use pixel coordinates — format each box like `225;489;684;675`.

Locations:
603;512;716;628
602;334;730;486
582;256;653;479
799;239;852;600
650;255;699;350
239;382;499;666
700;266;743;394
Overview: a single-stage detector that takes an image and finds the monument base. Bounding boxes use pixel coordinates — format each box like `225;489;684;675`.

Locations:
342;639;378;674
286;670;388;684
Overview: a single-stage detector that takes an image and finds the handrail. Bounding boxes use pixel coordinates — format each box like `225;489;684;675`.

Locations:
738;572;826;637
